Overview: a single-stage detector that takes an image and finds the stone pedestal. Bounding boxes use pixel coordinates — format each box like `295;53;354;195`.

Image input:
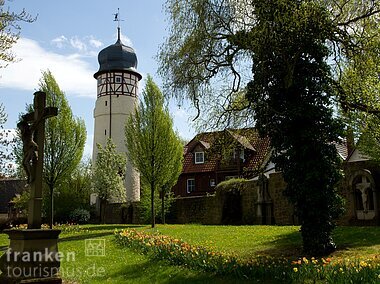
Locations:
0;229;62;284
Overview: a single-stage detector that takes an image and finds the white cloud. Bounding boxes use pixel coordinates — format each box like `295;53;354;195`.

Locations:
70;36;87;52
0;37;96;98
51;35;103;54
51;35;68;48
89;37;103;49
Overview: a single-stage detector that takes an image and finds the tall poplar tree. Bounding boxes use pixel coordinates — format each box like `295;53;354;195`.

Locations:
16;70;86;228
125;75;183;228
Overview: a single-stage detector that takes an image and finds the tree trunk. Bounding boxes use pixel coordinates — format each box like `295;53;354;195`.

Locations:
161;192;165;224
151;182;155;228
100;199;106;224
49;186;54;229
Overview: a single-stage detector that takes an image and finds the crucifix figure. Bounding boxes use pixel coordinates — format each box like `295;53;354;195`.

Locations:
17;91;58;229
356;176;371;212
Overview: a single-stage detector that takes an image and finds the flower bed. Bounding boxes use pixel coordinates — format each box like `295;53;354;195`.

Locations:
115;229;380;283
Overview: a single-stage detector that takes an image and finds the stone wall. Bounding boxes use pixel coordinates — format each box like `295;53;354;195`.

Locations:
172;195;222;224
103;202;140;224
171;179;273;225
267;172;297;225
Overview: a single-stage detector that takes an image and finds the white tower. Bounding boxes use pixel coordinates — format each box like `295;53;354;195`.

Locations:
92;27;141;202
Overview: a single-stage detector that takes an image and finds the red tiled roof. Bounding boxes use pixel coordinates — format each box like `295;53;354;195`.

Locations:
182;128;271;175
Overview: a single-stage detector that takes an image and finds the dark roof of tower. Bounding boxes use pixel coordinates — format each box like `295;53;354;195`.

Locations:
94;32;141;79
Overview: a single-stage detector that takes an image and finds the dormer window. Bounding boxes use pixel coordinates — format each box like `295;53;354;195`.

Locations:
194;152;204;164
233;148;245;162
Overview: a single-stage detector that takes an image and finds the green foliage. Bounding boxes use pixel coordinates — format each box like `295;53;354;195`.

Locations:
339;22;380;160
125;75;183;227
38;70;87;188
14;70;86;226
245;0;344;255
215;178;247;193
0;103;16;177
0;1;35;68
139;185;174;223
53;158;93;223
11;189;30;215
68;208;90;224
93;138;126;202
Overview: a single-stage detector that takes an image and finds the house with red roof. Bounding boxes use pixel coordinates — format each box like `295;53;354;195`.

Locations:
172;128;272;197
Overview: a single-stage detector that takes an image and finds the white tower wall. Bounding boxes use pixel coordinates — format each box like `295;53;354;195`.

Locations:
93;71;141;202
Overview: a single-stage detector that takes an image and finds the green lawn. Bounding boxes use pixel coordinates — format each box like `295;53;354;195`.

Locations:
141;225;380;260
0;224;379;283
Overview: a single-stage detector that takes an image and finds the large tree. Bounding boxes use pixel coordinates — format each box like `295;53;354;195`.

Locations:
159;0;379;255
0;103;15;178
0;1;34;177
93;138;126;224
125;75;183;228
16;70;86;228
0;0;35;68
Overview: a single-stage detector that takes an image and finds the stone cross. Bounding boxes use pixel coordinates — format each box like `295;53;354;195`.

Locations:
356;176;371;212
18;91;58;229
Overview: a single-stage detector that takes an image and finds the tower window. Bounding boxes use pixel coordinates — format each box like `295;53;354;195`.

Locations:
105;129;107;135
115;76;122;83
105;101;107;106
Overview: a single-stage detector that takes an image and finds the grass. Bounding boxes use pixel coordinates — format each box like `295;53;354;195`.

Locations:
0;224;379;283
141;225;303;258
140;225;380;261
0;224;245;284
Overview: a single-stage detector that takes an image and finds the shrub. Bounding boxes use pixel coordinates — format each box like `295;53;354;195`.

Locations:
69;208;90;224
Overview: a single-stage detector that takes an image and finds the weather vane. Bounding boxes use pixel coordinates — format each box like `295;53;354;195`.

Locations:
114;8;125;28
113;8;124;41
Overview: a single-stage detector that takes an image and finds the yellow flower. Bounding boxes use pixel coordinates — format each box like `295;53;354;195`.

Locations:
293;267;298;273
302;257;309;264
359;261;368;268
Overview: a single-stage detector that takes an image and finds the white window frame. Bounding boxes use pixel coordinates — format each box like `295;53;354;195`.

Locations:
187;178;195;193
115;75;122;83
194;152;204;164
210;179;216;187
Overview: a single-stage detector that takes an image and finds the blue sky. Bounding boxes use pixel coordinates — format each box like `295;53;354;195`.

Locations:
0;0;196;158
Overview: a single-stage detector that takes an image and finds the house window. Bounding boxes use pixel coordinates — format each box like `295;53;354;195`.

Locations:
187;178;195;193
194;152;204;164
233;148;245;161
210;179;216;187
115;76;122;83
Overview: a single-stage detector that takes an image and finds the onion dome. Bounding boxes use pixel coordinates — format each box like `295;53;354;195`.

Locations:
94;29;141;80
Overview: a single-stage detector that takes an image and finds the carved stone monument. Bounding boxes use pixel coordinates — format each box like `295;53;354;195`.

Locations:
0;92;62;283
